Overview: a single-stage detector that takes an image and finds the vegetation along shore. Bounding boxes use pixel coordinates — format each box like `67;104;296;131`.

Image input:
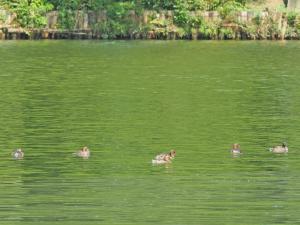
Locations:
0;0;300;40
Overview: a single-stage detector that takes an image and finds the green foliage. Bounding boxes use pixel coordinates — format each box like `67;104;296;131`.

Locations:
54;0;87;29
0;13;5;24
1;0;300;40
218;0;245;18
252;12;261;25
141;0;177;10
296;15;300;30
243;11;285;40
239;22;257;39
173;0;204;27
187;0;208;10
199;19;220;39
219;27;235;39
287;11;297;27
93;18;140;39
172;0;244;26
150;17;171;27
57;9;75;29
205;0;219;10
176;26;187;38
106;1;135;19
141;0;222;11
48;0;106;10
91;2;139;39
3;0;53;28
106;20;126;38
285;12;300;39
173;0;191;25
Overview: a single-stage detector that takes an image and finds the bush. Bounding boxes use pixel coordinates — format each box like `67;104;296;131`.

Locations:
287;11;297;27
3;0;53;28
199;19;220;39
218;0;245;19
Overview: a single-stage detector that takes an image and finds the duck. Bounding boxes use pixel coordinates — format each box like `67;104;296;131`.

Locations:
12;148;24;160
231;143;241;154
152;149;176;164
269;143;288;153
74;146;90;158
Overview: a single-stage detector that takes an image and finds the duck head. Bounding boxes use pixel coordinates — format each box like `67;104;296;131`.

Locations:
82;146;89;152
282;142;287;148
232;143;240;150
169;149;176;159
79;146;90;158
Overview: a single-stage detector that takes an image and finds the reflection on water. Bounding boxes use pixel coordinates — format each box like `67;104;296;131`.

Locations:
0;40;300;225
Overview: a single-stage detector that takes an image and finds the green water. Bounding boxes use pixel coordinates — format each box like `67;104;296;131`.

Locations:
0;40;300;225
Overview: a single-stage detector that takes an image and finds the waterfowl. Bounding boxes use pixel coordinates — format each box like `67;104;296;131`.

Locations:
231;143;241;154
152;149;176;164
12;148;24;160
74;146;90;158
269;143;288;153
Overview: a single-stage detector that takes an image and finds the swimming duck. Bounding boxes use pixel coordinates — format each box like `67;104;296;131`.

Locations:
269;143;288;153
12;148;24;160
231;143;241;154
152;149;176;164
74;146;90;158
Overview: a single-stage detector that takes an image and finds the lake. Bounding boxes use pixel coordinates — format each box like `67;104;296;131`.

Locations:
0;40;300;225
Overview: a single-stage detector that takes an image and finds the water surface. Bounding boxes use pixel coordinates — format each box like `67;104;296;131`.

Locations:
0;40;300;225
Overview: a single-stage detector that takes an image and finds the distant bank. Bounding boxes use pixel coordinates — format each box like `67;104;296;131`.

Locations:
0;9;299;40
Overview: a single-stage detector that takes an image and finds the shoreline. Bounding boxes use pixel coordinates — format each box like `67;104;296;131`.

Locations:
1;31;299;40
1;9;300;40
1;27;299;40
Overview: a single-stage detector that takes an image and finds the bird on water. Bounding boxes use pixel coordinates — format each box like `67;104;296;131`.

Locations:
12;148;24;160
152;149;176;164
269;143;288;153
231;143;241;154
74;146;90;159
